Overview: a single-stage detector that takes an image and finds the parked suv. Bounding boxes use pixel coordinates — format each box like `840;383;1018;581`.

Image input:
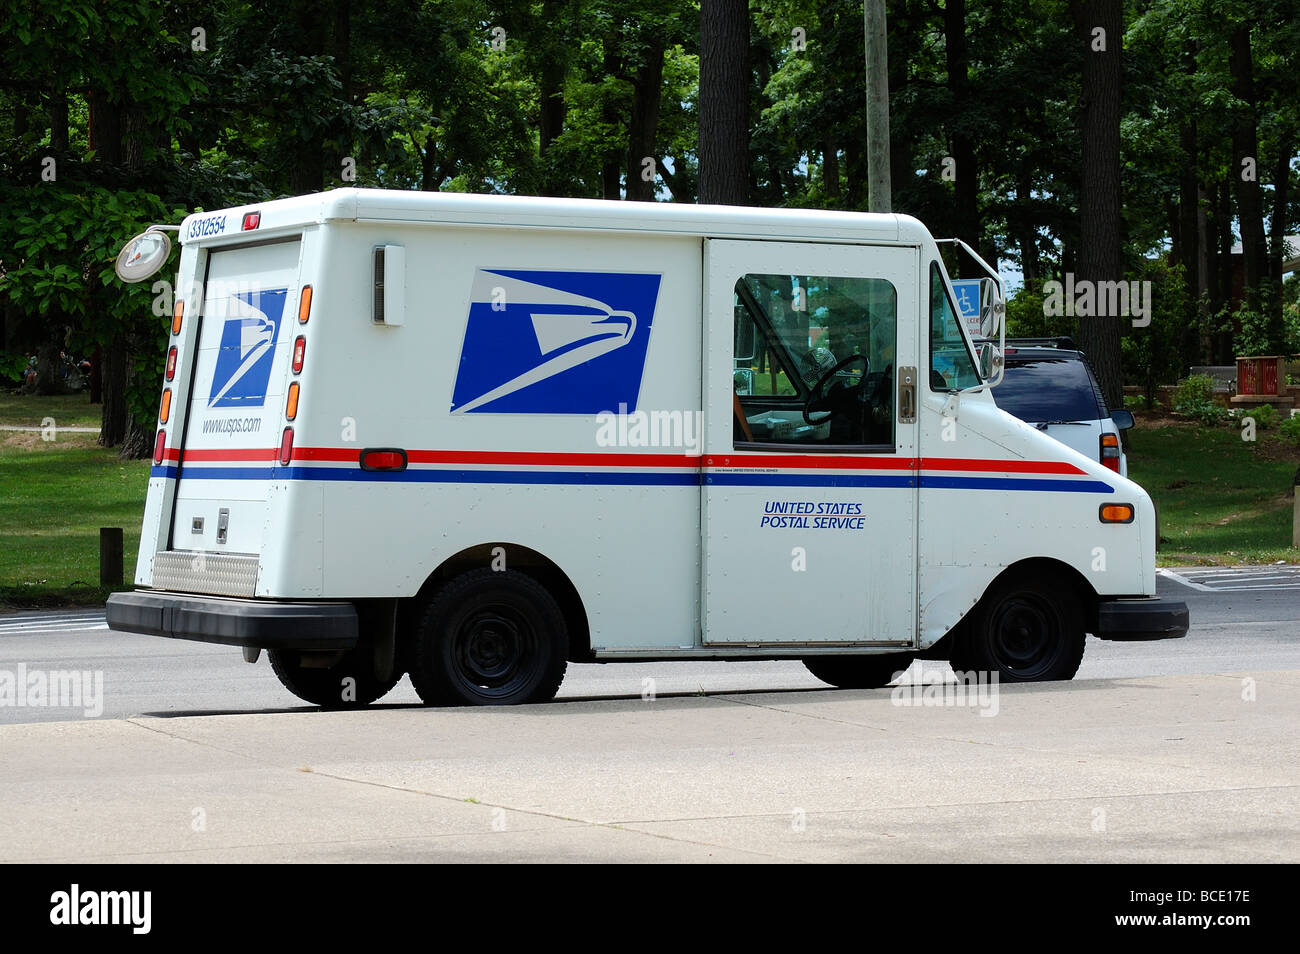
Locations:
991;337;1133;477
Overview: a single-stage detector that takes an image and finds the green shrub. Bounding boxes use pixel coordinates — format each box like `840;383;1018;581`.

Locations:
1173;374;1226;425
1123;393;1147;411
1245;403;1280;430
1279;413;1300;448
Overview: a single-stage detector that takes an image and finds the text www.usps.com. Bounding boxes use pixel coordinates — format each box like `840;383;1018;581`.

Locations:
1114;913;1250;928
202;417;261;434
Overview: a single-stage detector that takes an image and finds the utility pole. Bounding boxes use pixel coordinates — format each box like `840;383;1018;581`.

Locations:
864;0;892;213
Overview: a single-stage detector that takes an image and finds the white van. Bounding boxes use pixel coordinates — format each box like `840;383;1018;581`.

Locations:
106;189;1188;708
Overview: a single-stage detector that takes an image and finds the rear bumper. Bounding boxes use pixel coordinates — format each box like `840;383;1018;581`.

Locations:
1093;597;1189;641
106;591;358;651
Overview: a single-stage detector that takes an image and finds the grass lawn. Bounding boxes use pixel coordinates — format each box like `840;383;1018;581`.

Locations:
1125;418;1300;565
0;390;102;429
1;394;146;607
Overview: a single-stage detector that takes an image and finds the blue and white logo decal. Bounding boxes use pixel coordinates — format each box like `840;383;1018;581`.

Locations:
207;288;288;408
451;269;661;414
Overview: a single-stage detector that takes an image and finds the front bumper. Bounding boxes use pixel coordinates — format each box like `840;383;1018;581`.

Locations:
106;591;358;651
1093;597;1189;641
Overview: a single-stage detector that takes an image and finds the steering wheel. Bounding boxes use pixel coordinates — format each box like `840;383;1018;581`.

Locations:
804;354;869;425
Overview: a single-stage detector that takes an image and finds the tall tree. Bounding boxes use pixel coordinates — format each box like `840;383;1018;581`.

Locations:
1070;0;1124;409
698;0;749;205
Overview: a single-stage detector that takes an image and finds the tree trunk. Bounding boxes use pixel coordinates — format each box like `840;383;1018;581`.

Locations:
698;0;750;206
823;139;840;205
1269;127;1294;294
89;344;102;404
99;338;128;447
1070;0;1124;410
1228;26;1271;340
944;0;977;246
625;39;665;202
601;39;622;200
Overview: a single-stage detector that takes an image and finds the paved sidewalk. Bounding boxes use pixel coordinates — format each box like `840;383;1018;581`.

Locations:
1;672;1296;862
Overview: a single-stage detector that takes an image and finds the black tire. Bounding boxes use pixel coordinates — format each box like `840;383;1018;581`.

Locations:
804;653;914;689
268;647;401;709
959;573;1086;682
409;568;568;706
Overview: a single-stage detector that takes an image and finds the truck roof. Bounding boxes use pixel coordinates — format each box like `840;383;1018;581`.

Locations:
178;188;928;249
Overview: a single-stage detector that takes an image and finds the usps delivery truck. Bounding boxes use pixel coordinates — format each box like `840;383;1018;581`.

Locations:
105;188;1188;708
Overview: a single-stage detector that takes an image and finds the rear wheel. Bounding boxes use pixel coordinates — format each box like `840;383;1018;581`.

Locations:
410;569;568;706
268;647;401;709
804;653;914;689
958;573;1085;681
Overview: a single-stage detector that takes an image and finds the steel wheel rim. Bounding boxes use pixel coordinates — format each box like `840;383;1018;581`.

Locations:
988;593;1060;677
452;603;539;697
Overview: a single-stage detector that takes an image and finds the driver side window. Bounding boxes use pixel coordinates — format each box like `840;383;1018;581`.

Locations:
733;273;896;450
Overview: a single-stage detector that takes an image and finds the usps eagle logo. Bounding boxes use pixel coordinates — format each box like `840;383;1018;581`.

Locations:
451;269;661;414
207;288;288;408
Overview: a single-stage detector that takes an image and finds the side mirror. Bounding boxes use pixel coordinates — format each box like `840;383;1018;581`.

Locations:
114;228;174;283
978;277;1005;339
1110;409;1135;430
977;341;1004;385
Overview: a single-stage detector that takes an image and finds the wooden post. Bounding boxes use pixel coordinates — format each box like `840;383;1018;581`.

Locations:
100;527;123;586
1293;493;1300;550
863;0;892;213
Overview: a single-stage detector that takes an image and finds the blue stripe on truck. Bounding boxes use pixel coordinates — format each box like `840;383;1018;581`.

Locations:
151;464;1113;493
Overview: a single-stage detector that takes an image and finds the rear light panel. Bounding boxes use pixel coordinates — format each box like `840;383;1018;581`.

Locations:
285;382;300;421
242;211;261;230
165;346;177;380
1100;432;1122;472
292;336;306;373
171;300;184;335
298;285;312;324
159;388;172;424
279;427;294;466
153;430;166;465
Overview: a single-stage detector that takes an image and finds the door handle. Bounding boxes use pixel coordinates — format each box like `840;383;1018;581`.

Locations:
898;366;916;423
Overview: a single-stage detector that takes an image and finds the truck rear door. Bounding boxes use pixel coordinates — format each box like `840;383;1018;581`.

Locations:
160;239;302;592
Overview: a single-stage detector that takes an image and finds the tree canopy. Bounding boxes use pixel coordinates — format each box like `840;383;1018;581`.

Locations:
2;0;1297;453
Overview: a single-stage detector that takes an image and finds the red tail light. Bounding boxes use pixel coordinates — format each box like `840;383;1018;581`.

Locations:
153;430;166;464
242;211;261;230
279;427;294;466
1100;433;1121;472
359;448;408;472
292;336;305;374
165;346;177;380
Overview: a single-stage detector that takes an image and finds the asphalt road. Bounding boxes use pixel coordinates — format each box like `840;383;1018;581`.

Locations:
0;571;1295;724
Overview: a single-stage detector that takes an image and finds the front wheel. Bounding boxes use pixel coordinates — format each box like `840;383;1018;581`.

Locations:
958;574;1086;682
410;569;568;706
804;653;914;689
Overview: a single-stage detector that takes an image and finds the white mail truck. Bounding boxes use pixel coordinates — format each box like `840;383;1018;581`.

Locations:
106;189;1188;707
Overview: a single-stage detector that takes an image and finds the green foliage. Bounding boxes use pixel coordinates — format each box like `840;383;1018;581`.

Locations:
1248;403;1280;429
1121;261;1190;403
1278;413;1300;448
1172;374;1226;425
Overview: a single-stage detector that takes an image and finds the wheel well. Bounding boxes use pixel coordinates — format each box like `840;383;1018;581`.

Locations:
401;544;592;663
922;557;1099;660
